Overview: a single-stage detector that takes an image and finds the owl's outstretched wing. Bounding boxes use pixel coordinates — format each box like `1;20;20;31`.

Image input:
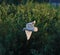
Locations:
25;30;32;40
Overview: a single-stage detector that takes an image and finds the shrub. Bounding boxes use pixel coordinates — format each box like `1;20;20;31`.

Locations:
0;2;60;55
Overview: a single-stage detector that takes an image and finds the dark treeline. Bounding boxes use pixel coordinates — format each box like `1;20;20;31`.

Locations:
0;0;49;4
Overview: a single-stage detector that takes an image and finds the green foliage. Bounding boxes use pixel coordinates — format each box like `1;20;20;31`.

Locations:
0;2;60;55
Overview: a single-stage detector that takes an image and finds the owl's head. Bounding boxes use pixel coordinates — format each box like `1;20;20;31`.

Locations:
34;27;38;32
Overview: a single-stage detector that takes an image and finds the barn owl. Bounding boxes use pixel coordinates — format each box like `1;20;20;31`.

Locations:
23;21;38;40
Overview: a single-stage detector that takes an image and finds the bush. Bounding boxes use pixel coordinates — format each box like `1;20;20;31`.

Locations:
0;2;60;55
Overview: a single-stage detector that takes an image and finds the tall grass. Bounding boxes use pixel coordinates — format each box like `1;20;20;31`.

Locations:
0;2;60;55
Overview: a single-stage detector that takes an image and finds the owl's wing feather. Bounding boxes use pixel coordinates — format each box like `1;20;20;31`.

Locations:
25;30;32;40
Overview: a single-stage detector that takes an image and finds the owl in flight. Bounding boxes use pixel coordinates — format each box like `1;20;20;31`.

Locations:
23;21;38;40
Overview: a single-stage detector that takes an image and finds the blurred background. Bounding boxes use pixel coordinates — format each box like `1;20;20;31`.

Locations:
0;0;60;55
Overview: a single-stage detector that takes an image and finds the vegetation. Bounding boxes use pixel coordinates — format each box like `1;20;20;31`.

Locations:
0;0;49;4
0;1;60;55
